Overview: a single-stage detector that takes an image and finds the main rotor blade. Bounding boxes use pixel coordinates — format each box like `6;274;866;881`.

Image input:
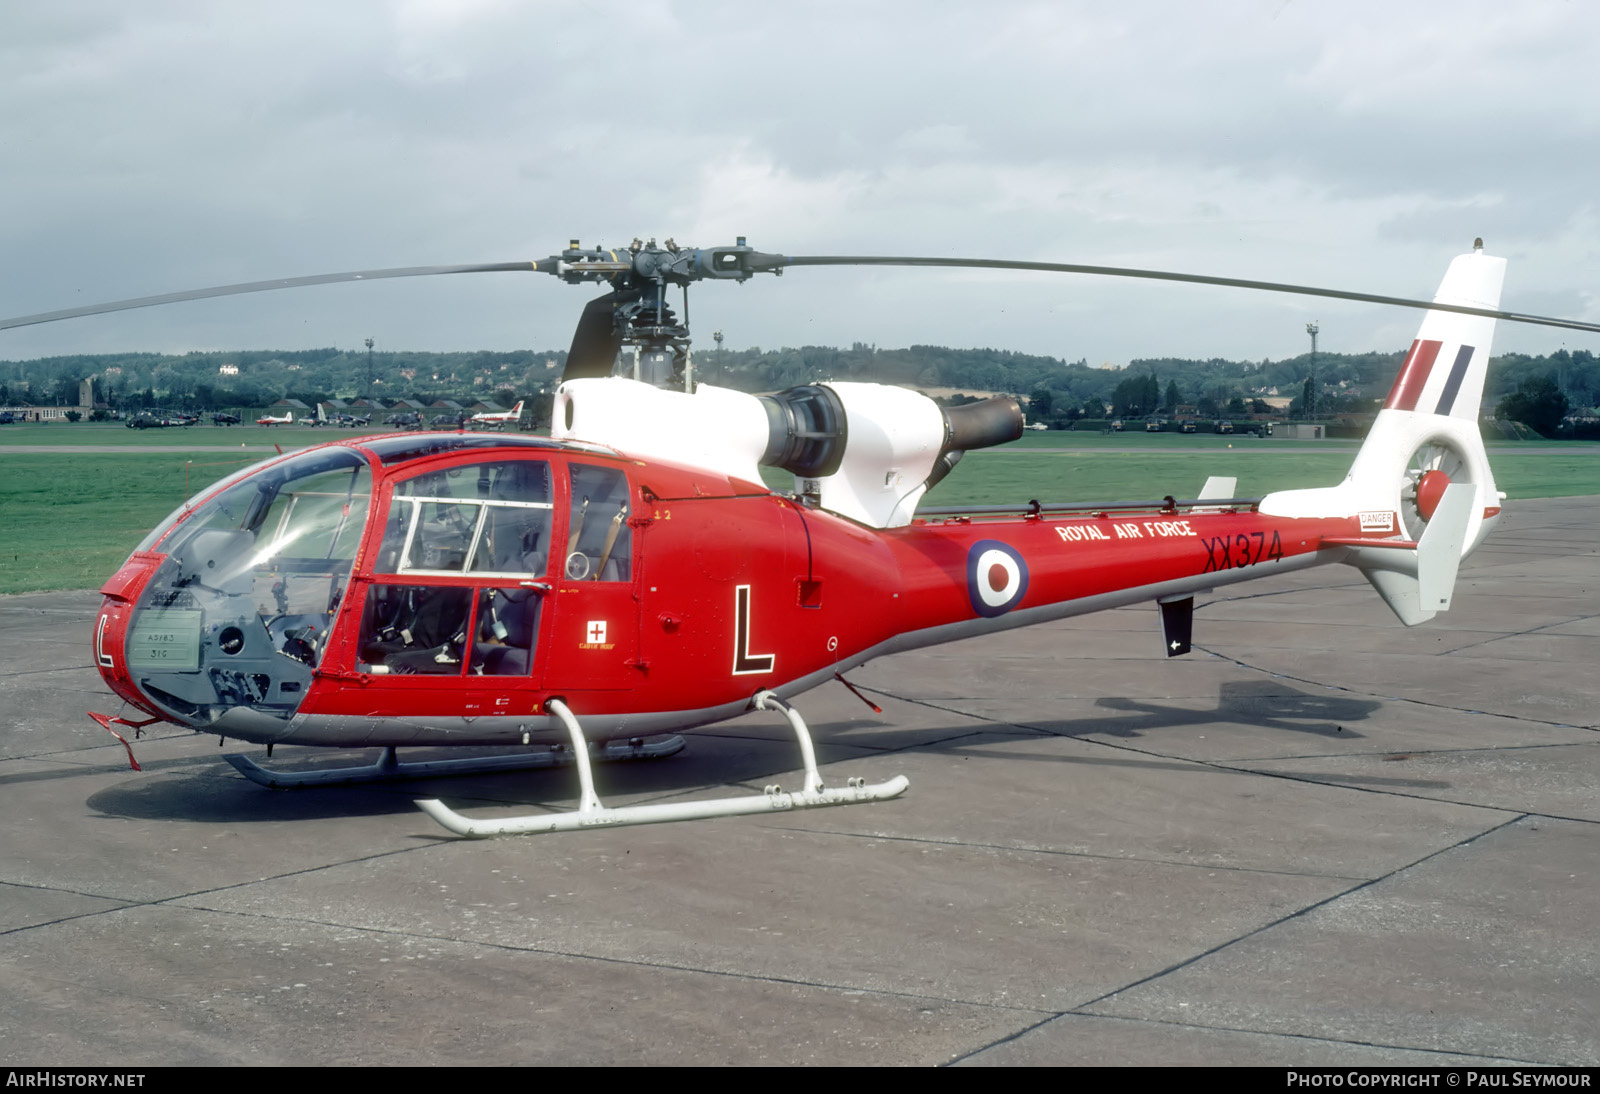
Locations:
0;261;546;331
767;255;1600;336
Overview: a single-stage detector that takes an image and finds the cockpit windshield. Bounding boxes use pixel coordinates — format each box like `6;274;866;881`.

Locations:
122;446;373;724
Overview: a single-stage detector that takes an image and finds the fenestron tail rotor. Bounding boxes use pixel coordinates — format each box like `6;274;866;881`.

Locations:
1400;441;1471;541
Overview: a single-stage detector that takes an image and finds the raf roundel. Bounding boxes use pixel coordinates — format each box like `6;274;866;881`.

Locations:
966;540;1030;617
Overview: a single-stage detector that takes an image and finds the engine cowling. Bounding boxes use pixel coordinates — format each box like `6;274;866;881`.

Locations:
552;377;1022;528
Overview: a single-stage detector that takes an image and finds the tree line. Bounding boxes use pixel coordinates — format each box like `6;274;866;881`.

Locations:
2;343;1595;437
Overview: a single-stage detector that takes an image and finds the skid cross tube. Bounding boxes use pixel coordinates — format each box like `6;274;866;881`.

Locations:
415;695;909;838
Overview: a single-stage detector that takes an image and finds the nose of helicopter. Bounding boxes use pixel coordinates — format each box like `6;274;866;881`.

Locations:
94;534;325;735
89;442;373;741
93;552;172;720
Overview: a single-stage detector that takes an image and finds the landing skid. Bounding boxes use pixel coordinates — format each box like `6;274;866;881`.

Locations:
415;692;910;838
223;736;685;789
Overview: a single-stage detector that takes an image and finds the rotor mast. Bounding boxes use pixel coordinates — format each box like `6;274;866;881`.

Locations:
552;236;778;390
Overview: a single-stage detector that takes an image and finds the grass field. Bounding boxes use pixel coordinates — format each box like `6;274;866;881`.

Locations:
934;439;1600;506
0;421;389;447
2;423;1595;594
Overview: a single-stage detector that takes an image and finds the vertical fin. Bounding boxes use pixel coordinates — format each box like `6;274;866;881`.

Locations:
1158;596;1193;656
1258;244;1507;627
1260;244;1504;554
1414;481;1474;611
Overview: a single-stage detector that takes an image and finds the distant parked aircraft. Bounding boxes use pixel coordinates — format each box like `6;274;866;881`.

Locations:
470;400;523;428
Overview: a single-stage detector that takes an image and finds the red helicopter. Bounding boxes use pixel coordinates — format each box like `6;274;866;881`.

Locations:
7;237;1596;837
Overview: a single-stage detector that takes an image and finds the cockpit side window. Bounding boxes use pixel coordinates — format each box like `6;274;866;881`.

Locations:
257;466;372;563
563;464;632;582
358;460;553;678
376;460;553;578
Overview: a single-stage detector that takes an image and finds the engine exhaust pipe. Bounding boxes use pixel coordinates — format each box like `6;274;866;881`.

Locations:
926;396;1024;490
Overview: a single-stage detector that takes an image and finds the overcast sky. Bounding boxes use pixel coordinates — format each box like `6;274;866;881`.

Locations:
2;1;1596;369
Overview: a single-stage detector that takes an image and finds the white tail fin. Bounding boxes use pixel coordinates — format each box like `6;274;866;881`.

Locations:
1260;245;1505;624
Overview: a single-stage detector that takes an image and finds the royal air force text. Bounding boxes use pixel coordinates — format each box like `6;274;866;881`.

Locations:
1051;520;1285;573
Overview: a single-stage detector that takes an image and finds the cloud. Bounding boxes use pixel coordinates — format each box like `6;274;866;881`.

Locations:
2;1;1596;364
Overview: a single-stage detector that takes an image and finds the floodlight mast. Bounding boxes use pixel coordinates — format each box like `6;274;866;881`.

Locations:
1306;321;1319;421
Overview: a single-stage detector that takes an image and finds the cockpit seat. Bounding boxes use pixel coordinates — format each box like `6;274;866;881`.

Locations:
360;585;473;674
474;548;544;675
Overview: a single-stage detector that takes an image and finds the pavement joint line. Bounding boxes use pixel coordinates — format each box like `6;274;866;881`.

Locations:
0;663;97;678
753;824;1371;883
1203;580;1369;606
946;1010;1556;1068
0;878;141;938
0;603;99;614
0;905;142;940
1062;1015;1555;1067
0;733;229;771
1216;769;1599;826
1138;729;1600;824
1214;616;1508;632
941;1010;1066;1065
110;898;1062;1017
911;653;1185;665
910;690;1336;702
1431;611;1600;656
1193;644;1598;732
1217;738;1600;763
0;842;435;938
1060;811;1530;1016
